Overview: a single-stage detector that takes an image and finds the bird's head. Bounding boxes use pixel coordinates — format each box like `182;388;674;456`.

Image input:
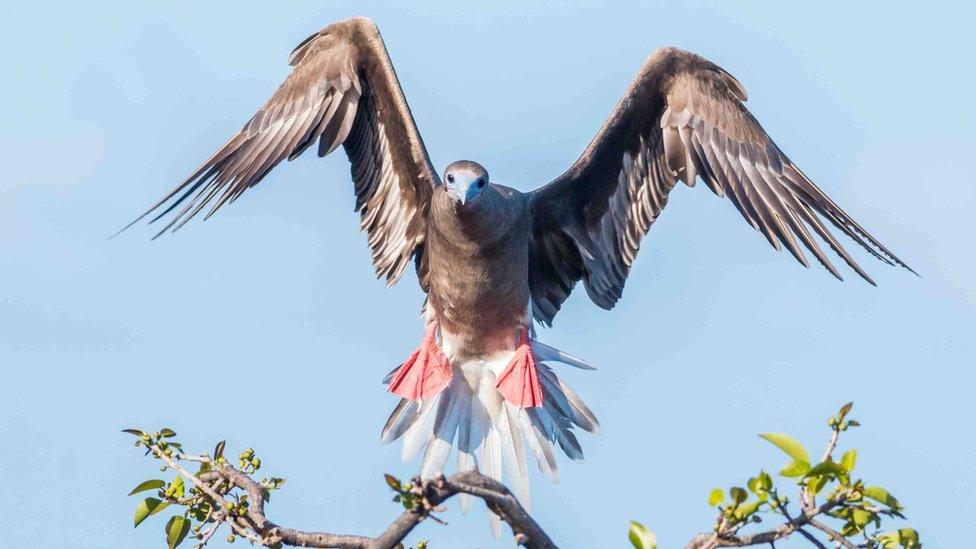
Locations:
443;161;489;206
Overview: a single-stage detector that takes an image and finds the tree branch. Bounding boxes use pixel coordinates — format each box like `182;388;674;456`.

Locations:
129;402;917;549
684;497;845;549
808;519;857;549
683;406;863;549
372;472;554;549
149;443;553;549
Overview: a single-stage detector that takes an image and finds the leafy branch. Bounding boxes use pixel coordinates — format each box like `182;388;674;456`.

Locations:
123;429;554;549
125;403;921;549
633;403;920;549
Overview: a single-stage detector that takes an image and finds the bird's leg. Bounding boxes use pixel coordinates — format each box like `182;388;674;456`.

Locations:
387;321;452;402
495;327;544;408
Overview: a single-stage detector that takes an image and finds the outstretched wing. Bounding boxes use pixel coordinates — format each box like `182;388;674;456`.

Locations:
528;47;911;325
127;17;439;286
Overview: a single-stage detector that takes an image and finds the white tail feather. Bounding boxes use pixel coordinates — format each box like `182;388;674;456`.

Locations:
420;383;462;478
524;413;559;482
381;399;419;444
532;340;597;370
503;404;532;507
475;376;504;539
455;397;475;514
381;336;597;538
400;396;439;462
539;365;601;434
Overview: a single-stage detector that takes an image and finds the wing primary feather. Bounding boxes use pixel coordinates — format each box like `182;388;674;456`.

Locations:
527;47;910;320
123;18;439;290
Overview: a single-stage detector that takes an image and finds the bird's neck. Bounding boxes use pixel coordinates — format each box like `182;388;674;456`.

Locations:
430;187;523;249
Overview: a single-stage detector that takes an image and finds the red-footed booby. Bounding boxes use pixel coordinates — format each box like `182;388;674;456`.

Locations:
124;16;912;533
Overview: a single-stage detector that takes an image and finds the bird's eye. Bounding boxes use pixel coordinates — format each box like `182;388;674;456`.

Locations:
477;178;486;188
446;174;455;183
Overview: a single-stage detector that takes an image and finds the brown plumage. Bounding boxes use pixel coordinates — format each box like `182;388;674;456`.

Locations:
426;181;531;358
528;47;913;324
123;17;437;286
126;17;912;520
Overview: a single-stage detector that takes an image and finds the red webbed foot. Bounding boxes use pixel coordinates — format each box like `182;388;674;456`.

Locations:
387;322;452;402
496;328;544;408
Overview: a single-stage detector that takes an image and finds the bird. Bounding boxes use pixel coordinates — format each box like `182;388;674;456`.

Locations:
124;16;912;532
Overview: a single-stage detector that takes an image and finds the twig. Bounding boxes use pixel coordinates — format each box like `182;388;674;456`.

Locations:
194;513;223;549
685;447;852;549
820;428;841;463
808;519;857;549
776;502;826;549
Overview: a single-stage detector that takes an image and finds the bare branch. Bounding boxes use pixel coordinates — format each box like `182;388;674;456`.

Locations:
820;428;841;464
372;472;555;549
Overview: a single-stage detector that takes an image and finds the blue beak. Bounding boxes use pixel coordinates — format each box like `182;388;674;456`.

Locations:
448;179;478;205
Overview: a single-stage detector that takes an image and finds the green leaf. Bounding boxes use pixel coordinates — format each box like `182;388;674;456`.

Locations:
779;459;811;477
877;528;920;549
852;508;872;526
160;428;177;438
898;528;920;545
864;486;900;508
171;476;185;499
401;494;415;509
734;501;761;520
759;433;810;463
838;402;854;419
807;474;828;495
134;498;162;527
384;474;402;491
122;429;145;437
165;515;191;548
707;488;724;506
729;487;747;505
628;520;657;549
128;479;165;496
746;472;771;494
840;449;857;472
805;461;843;478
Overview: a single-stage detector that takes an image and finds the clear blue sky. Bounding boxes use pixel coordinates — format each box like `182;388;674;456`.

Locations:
1;1;973;547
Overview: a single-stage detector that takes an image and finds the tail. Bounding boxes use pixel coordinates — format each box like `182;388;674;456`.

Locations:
381;338;599;538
